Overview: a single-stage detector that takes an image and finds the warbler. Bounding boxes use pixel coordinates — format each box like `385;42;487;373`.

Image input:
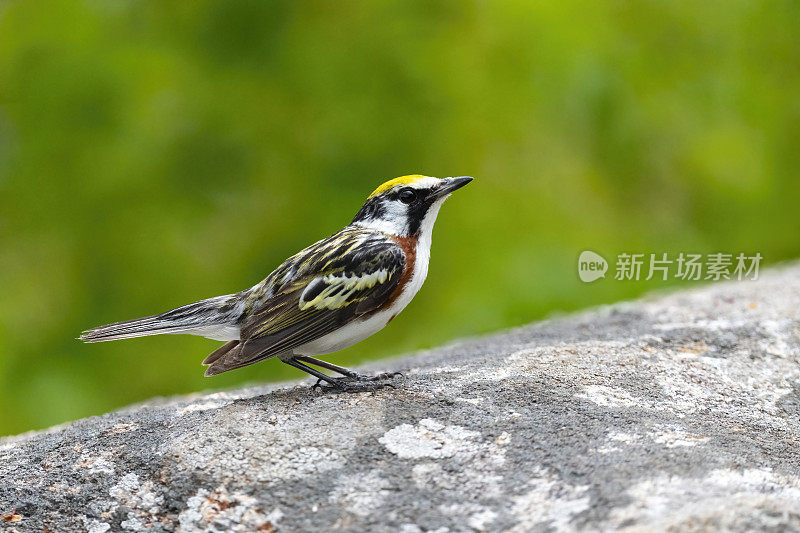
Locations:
81;175;473;388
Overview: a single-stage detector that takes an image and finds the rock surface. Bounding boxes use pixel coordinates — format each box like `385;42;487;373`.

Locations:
2;266;800;532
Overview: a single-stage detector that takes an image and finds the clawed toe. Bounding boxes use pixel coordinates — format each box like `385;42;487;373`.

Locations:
309;371;401;392
354;370;403;382
311;377;354;391
291;356;402;391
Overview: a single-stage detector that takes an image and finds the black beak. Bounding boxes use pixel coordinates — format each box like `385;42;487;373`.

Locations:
435;176;473;197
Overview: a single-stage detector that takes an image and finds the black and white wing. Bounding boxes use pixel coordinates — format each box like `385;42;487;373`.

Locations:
203;228;406;375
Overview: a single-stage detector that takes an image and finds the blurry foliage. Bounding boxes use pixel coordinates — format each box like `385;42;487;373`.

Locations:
1;0;799;435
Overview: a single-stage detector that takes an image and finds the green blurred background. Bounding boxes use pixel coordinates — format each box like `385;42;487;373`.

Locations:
1;0;799;436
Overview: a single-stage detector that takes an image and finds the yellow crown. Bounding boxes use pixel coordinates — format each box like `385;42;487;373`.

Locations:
368;175;431;198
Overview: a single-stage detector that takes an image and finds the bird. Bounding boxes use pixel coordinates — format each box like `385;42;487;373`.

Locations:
80;175;473;388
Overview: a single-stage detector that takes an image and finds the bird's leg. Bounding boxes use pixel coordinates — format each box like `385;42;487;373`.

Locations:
282;357;346;389
294;356;361;377
295;355;402;382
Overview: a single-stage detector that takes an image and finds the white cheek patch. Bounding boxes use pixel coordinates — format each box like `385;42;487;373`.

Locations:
353;200;409;235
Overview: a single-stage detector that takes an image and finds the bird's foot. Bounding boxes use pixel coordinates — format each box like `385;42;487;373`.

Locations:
352;370;404;382
311;371;402;392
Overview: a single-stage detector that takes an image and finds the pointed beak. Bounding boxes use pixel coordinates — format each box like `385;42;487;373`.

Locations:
435;176;473;198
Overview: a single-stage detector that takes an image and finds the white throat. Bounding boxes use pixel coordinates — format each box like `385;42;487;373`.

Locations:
416;195;447;247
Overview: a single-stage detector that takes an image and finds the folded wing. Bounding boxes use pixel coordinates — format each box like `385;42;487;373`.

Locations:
204;237;405;376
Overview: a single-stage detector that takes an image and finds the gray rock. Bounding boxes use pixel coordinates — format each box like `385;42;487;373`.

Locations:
2;265;800;532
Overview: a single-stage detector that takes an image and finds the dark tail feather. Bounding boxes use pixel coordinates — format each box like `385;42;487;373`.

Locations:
80;294;241;343
204;342;249;376
202;340;239;366
80;315;199;342
203;340;288;377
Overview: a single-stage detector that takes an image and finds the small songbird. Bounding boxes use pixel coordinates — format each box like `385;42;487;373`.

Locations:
81;175;473;388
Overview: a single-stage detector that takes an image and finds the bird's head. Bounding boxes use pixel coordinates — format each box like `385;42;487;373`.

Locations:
352;175;473;237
